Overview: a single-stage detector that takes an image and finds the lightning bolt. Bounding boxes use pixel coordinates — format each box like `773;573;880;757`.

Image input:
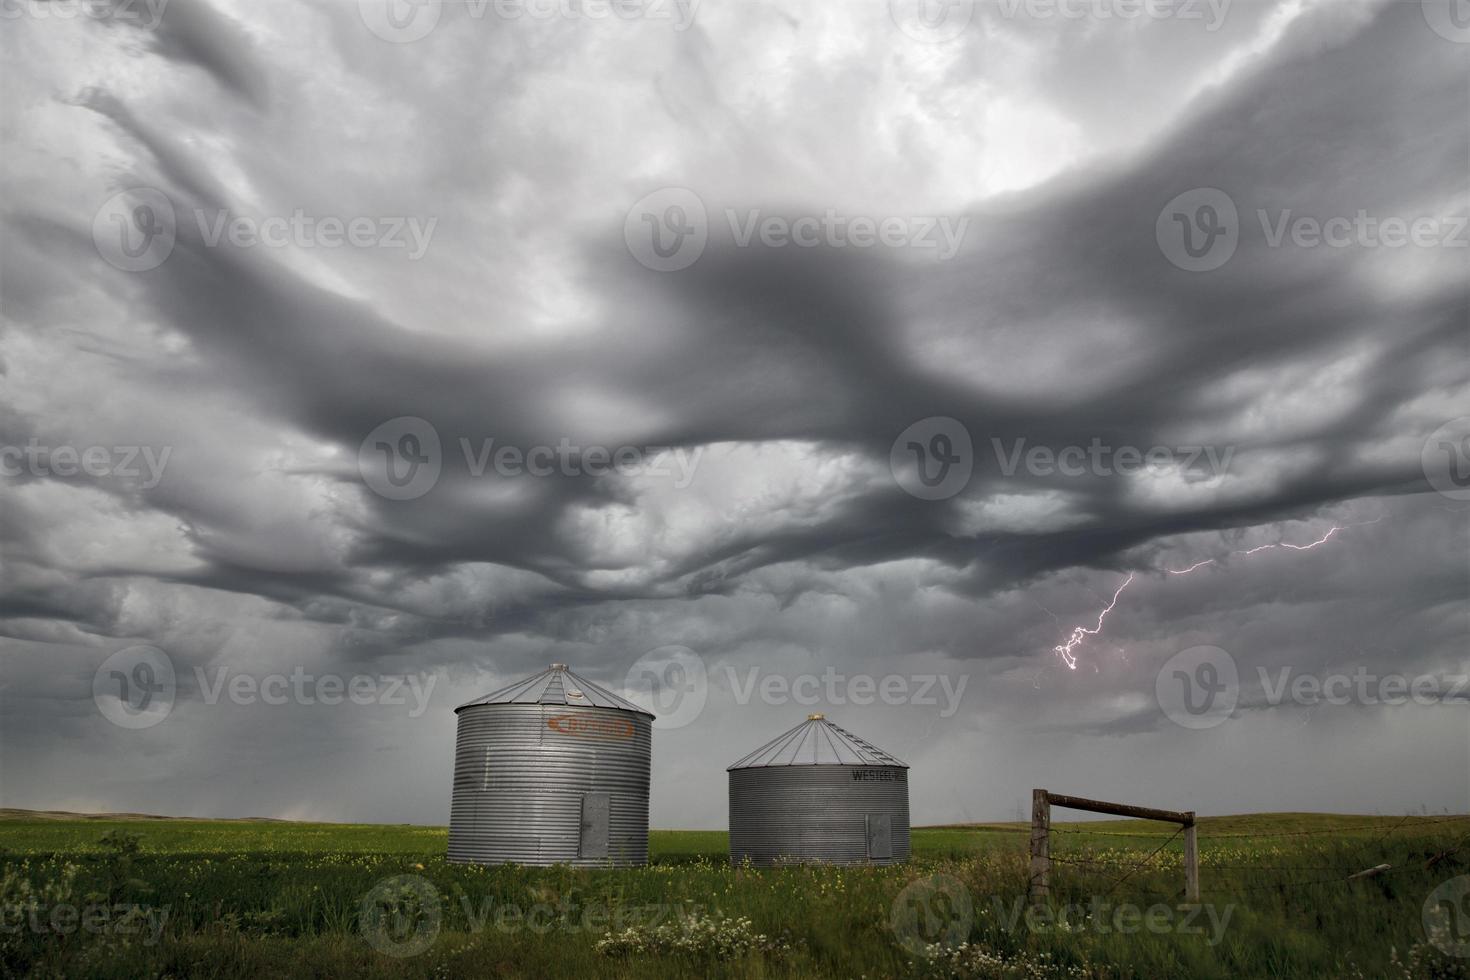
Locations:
1050;518;1382;669
1053;573;1134;670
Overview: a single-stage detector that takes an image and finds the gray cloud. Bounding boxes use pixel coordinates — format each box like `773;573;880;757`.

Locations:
0;0;1465;826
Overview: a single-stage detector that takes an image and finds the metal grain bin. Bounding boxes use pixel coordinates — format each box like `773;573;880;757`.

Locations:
728;713;909;867
448;664;653;866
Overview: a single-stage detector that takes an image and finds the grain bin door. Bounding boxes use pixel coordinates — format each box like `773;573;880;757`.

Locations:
866;814;892;860
580;793;610;859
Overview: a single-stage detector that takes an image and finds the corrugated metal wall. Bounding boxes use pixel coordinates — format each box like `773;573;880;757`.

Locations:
729;765;910;866
448;702;651;866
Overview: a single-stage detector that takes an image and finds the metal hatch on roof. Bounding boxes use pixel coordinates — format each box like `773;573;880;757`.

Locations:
727;714;907;769
455;663;655;718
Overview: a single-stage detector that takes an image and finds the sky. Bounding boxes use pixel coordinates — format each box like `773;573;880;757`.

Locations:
0;0;1467;829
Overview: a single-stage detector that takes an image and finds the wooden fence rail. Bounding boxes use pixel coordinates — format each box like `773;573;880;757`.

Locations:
1028;788;1199;905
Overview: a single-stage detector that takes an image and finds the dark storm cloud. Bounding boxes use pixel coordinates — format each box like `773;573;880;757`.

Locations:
0;0;1464;823
35;2;1458;611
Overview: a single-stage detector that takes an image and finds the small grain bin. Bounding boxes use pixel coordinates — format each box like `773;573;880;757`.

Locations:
448;664;653;866
727;713;909;866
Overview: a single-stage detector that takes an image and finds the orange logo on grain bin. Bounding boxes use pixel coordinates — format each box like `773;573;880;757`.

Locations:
547;714;634;739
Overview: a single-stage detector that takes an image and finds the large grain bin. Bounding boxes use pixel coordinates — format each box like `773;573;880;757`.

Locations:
728;713;909;866
448;664;653;866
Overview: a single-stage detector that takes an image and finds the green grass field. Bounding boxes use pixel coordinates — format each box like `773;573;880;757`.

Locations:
2;811;1467;978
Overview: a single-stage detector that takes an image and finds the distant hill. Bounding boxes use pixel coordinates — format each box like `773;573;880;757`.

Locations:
0;807;287;822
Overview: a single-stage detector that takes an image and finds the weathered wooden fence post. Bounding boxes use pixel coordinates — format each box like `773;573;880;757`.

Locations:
1183;811;1199;902
1028;788;1051;907
1028;791;1199;903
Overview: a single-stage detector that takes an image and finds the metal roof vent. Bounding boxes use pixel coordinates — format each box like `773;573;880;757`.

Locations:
727;715;907;769
455;663;652;717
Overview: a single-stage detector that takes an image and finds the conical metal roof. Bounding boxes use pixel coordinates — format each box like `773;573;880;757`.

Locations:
456;663;654;717
727;714;907;769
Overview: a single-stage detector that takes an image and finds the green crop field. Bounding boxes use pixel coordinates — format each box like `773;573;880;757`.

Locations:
1;810;1467;979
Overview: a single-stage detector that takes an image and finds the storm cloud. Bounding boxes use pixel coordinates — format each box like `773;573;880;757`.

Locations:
0;0;1465;827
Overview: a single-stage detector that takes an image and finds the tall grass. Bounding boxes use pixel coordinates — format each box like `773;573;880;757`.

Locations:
1;814;1466;978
